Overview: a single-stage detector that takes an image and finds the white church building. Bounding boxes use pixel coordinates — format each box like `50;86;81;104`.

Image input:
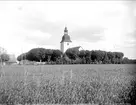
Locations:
60;27;83;53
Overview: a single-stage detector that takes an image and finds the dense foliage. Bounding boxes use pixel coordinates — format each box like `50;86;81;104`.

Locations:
17;48;136;64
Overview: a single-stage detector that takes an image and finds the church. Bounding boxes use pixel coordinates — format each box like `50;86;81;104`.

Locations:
60;27;83;53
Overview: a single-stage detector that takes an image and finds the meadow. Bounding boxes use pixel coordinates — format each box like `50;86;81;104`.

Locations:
0;64;136;105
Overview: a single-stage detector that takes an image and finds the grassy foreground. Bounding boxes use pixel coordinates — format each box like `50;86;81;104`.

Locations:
0;64;136;105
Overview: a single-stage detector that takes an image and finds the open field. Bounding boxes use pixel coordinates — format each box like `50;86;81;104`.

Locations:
0;64;136;105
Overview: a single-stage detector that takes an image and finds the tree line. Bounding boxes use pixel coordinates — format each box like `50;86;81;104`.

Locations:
17;48;136;64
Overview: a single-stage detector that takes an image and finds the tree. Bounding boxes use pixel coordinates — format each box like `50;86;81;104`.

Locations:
27;48;46;62
79;50;86;58
74;57;82;64
79;50;86;64
65;48;79;60
0;53;9;62
51;50;62;62
85;50;92;64
107;52;115;64
122;57;129;64
110;52;116;64
103;52;109;64
62;54;71;64
91;50;105;63
44;49;53;62
95;50;105;63
82;57;86;64
91;50;97;62
113;52;124;64
17;53;28;61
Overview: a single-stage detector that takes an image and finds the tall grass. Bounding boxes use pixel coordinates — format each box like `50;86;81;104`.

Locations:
0;65;135;105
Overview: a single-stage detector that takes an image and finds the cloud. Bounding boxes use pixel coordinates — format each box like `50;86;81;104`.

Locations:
20;17;65;46
71;26;105;42
123;30;136;48
23;30;52;45
72;39;113;52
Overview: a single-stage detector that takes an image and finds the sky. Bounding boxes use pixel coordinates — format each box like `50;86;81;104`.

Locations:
0;1;136;59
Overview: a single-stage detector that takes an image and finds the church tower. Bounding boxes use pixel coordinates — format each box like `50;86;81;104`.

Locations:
60;27;72;53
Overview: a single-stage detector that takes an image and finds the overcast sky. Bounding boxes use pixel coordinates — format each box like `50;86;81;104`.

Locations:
0;1;136;59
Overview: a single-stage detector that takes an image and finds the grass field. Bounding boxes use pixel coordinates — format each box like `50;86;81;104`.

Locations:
0;64;136;105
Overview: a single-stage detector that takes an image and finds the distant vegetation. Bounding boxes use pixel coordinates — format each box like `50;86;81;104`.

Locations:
17;48;136;64
0;53;10;65
0;53;9;62
0;47;10;64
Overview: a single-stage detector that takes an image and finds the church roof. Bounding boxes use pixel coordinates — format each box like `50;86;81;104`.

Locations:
66;46;81;52
60;27;72;43
60;35;72;43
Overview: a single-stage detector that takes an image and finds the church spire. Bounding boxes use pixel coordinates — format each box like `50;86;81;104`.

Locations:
64;26;68;34
60;27;72;43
